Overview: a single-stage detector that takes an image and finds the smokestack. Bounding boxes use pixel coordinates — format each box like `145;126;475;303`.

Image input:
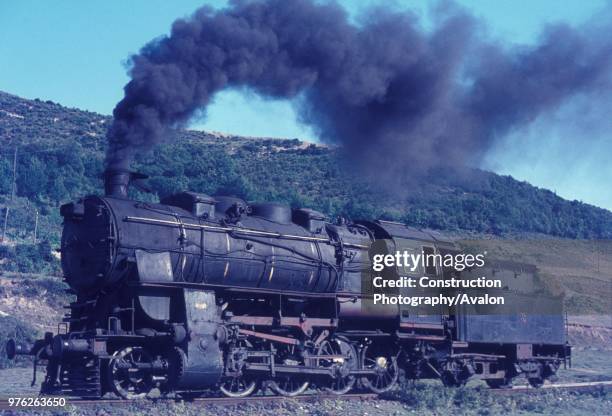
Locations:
103;170;148;198
104;170;131;197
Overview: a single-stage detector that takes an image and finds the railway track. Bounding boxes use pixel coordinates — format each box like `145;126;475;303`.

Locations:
491;380;612;394
1;381;610;411
567;322;612;331
0;392;378;411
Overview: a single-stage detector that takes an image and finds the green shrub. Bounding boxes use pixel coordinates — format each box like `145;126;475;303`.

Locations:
0;242;60;274
1;90;611;257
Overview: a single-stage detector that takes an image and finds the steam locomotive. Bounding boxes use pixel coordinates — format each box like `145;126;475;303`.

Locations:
6;170;570;399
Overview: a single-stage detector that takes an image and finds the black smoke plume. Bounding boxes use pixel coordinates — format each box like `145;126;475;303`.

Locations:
107;0;612;175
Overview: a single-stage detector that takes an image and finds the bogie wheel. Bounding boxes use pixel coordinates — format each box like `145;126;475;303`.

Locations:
317;337;357;395
360;344;399;394
441;370;467;387
108;347;154;399
440;360;471;387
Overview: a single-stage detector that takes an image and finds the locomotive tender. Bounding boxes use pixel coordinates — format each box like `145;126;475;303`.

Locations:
7;170;570;399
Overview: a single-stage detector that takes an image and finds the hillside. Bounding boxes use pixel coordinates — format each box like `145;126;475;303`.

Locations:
1;90;611;254
0;91;610;393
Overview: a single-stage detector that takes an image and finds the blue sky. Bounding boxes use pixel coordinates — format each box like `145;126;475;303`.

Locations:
1;0;610;209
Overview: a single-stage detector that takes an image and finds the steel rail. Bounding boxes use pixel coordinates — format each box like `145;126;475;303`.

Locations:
490;379;612;394
0;392;378;410
1;381;611;410
567;322;612;331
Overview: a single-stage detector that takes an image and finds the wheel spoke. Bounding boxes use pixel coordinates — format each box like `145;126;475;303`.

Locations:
361;346;398;394
317;338;356;395
269;347;310;397
108;347;154;400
